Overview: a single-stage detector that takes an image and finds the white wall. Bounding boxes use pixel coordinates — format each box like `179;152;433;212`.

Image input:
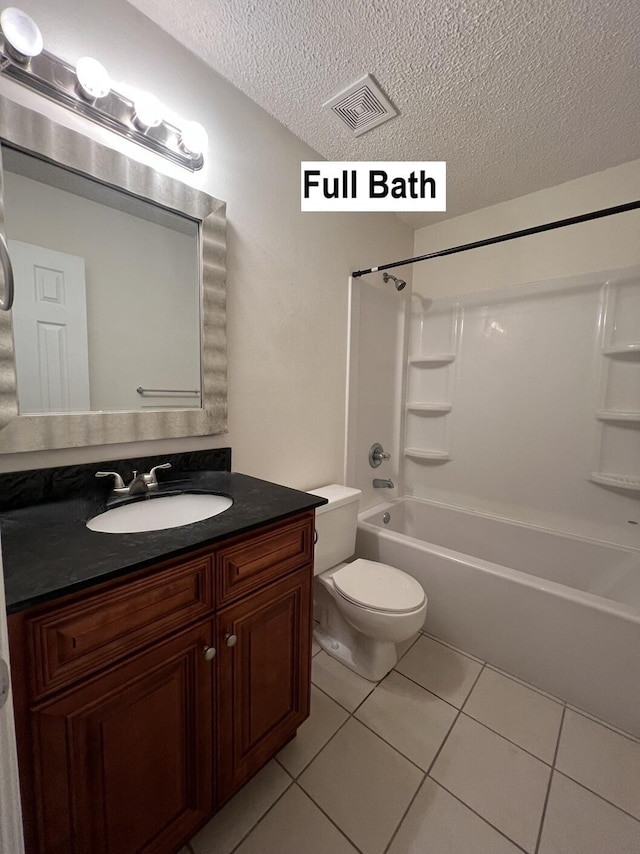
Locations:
0;0;413;487
409;162;640;545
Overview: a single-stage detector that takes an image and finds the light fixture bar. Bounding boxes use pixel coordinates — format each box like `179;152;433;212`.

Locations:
0;45;204;170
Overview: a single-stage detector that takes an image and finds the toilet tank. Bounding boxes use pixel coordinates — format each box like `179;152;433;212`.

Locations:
308;484;362;575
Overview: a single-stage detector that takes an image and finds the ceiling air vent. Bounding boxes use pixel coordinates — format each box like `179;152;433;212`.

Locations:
323;74;398;137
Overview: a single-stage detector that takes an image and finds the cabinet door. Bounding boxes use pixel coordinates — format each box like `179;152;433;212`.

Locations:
216;567;312;803
30;621;214;854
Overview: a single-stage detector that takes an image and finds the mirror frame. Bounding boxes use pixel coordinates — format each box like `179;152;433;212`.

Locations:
0;96;227;453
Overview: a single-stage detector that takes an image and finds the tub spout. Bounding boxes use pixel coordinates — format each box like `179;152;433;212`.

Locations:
373;478;394;489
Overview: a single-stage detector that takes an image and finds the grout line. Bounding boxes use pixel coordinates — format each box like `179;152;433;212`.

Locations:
425;664;485;780
429;779;530;854
256;643;638;854
383;664;486;854
551;705;566;768
459;710;555;767
309;677;367;713
534;704;566;854
226;777;295;854
311;654;378;712
553;769;640;825
551;704;640;824
381;772;427;854
421;631;485;664
293;782;368;854
353;715;432;776
292;710;356;781
459;663;484;713
484;663;565;704
391;666;468;713
395;631;421;663
276;703;350;781
563;703;640;744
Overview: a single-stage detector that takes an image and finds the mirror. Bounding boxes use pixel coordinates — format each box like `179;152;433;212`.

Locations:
0;96;227;452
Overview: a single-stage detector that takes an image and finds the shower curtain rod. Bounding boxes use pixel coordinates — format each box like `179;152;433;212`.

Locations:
351;200;640;278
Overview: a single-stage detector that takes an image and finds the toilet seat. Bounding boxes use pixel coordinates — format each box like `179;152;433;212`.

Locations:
332;559;426;614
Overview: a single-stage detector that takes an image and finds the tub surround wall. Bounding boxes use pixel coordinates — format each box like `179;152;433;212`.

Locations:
401;162;640;547
405;268;640;547
345;277;409;510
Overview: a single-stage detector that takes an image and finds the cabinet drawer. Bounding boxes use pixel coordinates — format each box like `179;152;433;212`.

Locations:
216;512;313;605
26;554;214;699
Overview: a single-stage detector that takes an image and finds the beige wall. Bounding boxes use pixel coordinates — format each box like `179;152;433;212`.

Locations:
413;159;640;299
0;0;413;487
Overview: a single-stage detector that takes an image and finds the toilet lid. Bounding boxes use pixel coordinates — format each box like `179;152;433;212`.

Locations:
332;559;426;613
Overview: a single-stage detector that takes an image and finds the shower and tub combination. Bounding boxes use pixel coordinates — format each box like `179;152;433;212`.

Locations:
347;208;640;737
357;496;640;736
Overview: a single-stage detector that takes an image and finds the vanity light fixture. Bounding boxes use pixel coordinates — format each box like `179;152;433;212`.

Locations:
133;92;163;130
0;7;206;170
75;56;110;101
180;121;208;156
0;6;42;63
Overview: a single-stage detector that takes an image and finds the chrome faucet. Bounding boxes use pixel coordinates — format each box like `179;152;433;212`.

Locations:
96;462;172;496
373;478;394;489
143;463;172;488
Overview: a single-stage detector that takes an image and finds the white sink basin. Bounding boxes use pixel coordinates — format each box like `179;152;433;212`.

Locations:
87;493;233;534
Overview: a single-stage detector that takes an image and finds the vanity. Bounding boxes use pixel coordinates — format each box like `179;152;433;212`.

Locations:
2;450;326;853
0;78;324;853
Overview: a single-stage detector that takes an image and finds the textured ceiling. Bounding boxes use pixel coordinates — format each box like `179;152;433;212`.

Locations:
128;0;640;228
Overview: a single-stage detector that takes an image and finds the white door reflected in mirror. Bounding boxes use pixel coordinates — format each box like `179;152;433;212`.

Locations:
9;240;90;414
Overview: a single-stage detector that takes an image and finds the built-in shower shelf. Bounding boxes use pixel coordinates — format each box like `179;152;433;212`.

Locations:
596;409;640;423
406;402;452;414
409;354;456;366
404;448;450;460
590;473;640;491
603;342;640;357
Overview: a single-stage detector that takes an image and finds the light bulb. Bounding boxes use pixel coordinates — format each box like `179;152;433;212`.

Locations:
0;7;43;62
133;92;163;130
76;56;110;100
180;121;208;156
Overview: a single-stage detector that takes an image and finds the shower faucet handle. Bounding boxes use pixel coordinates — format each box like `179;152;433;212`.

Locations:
369;443;391;468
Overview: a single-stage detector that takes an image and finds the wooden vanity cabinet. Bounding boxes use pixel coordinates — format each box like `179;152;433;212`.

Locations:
29;621;214;854
8;510;315;854
216;566;311;802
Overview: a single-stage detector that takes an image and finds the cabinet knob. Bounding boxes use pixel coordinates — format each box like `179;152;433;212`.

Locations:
225;633;237;648
203;645;217;661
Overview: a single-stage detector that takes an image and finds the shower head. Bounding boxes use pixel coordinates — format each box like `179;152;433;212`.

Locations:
382;272;406;291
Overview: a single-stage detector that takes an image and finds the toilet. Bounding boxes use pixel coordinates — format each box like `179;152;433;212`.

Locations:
310;484;427;681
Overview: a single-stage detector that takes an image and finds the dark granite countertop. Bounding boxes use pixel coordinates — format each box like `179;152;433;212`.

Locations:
1;470;326;614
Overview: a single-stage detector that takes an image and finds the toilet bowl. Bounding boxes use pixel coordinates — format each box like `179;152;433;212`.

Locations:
314;558;427;681
310;485;428;682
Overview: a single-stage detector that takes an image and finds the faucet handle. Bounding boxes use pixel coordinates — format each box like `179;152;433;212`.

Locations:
369;443;391;468
95;471;126;490
144;462;172;487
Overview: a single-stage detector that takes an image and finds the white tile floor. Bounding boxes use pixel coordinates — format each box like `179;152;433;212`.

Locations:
189;632;640;854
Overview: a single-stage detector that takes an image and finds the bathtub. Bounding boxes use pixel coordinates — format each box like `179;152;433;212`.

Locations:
356;496;640;737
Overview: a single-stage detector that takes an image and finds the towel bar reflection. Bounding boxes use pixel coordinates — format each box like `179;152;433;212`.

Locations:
136;386;201;396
